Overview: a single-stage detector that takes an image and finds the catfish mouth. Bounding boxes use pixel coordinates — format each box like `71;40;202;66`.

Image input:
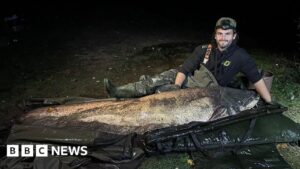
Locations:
210;94;259;121
238;95;260;111
219;87;260;117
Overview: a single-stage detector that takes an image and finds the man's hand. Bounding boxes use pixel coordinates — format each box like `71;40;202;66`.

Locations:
155;84;181;93
175;72;186;87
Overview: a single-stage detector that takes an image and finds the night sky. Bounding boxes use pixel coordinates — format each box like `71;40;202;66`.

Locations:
1;2;299;53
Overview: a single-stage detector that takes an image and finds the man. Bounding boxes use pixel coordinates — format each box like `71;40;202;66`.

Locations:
104;17;272;103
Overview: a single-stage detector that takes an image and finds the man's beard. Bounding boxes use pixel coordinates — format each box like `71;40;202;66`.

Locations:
217;40;232;50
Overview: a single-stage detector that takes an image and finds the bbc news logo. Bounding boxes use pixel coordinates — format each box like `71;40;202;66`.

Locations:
7;145;88;157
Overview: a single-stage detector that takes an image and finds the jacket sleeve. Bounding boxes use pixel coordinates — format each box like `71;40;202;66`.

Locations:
177;45;206;75
240;51;262;84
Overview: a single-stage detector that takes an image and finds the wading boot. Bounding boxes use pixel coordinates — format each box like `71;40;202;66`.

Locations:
104;78;147;98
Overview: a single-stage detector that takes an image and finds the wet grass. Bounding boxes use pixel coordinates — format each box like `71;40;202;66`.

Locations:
250;50;300;123
140;153;191;169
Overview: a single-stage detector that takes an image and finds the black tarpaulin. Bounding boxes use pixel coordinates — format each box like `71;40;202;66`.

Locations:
0;102;299;169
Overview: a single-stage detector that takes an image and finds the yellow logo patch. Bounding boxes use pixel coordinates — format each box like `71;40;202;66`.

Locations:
223;60;231;66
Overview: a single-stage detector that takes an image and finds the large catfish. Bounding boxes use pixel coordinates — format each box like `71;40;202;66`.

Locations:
19;86;259;134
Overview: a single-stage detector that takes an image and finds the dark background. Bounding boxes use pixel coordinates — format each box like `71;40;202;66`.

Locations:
1;2;299;53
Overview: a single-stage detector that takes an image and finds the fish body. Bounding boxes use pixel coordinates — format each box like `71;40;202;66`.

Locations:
19;86;259;134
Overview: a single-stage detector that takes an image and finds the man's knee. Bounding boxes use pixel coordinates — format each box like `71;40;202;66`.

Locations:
135;82;153;95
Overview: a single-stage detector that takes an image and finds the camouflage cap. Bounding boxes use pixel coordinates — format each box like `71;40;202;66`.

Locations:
215;17;237;30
